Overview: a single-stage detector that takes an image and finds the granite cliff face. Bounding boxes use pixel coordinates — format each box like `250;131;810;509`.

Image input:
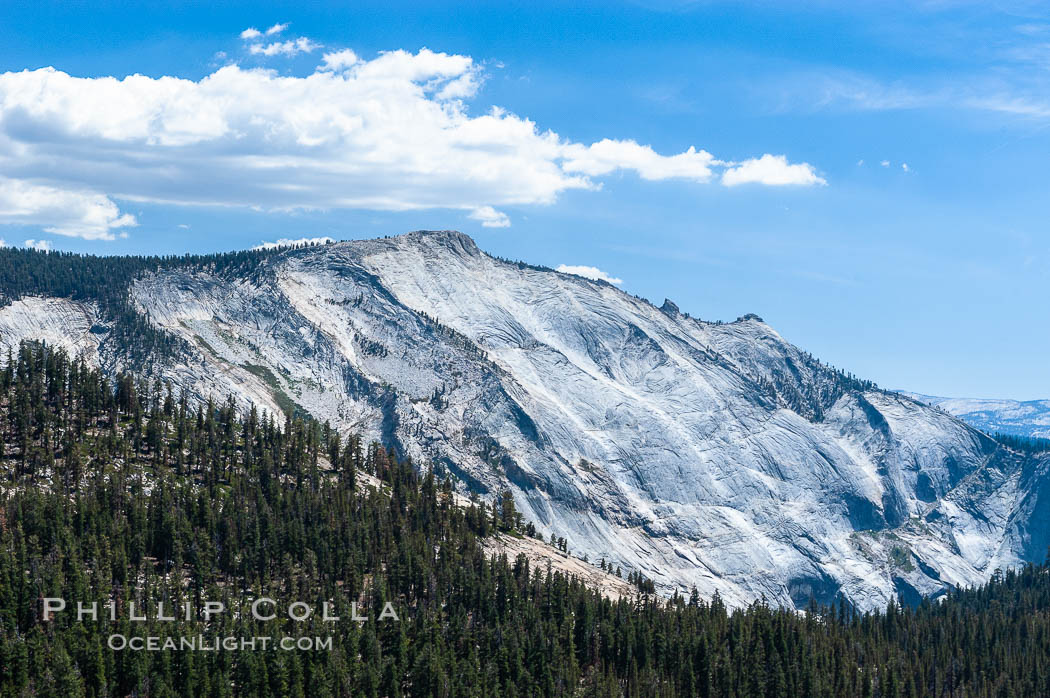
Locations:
2;231;1047;610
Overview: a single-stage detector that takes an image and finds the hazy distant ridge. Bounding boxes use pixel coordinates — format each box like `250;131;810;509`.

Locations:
902;392;1050;439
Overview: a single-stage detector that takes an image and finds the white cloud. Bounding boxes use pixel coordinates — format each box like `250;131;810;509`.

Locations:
556;264;623;285
321;49;360;71
249;37;321;57
0;177;137;240
242;23;287;41
437;72;479;100
468;206;510;228
857;159;864;166
901;162;910;172
253;236;335;250
562;140;717;181
721;154;826;187
0;50;823;237
881;160;891;167
24;239;51;251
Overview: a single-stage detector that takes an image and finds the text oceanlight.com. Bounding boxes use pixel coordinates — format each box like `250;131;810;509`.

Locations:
108;635;334;651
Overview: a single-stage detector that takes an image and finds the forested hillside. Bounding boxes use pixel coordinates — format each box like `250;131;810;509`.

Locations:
0;244;291;362
1;342;1050;697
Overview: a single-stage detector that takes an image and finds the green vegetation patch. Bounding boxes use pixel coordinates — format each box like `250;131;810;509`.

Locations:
890;544;915;571
241;362;305;417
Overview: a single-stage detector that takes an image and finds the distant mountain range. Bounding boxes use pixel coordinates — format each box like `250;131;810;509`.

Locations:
1;230;1048;611
901;393;1050;439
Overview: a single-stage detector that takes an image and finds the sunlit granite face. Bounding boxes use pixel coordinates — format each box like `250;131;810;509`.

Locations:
3;230;1047;610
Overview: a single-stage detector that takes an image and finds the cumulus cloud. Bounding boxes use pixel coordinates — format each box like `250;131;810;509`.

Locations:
721;154;826;187
242;23;289;43
901;162;910;172
24;239;51;251
242;21;316;58
562;140;718;181
0;178;137;240
0;48;823;238
468;206;510;228
556;264;623;285
250;37;321;57
253;236;335;250
320;49;360;71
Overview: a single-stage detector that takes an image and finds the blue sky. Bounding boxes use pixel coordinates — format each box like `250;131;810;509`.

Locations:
1;1;1048;399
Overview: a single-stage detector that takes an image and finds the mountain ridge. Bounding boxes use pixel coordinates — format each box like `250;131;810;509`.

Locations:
902;391;1050;439
0;230;1046;611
